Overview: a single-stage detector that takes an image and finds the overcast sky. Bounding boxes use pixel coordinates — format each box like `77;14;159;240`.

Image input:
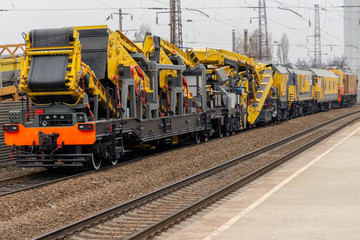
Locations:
0;0;355;64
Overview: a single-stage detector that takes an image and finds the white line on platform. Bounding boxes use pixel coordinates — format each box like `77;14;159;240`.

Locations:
203;125;360;240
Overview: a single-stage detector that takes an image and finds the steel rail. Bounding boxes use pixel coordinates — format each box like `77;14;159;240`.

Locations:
0;157;136;197
0;169;93;197
0;170;47;186
33;111;360;240
128;114;360;239
0;110;289;196
0;143;196;197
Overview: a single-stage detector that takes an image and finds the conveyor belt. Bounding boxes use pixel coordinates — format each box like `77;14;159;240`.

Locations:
20;27;118;115
28;55;68;91
30;28;72;48
78;28;108;79
27;28;72;92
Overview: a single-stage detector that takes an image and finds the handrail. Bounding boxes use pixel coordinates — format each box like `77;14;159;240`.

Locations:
0;44;25;59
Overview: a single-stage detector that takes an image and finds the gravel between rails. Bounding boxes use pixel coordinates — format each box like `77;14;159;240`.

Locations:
0;106;359;240
0;166;43;181
69;113;358;239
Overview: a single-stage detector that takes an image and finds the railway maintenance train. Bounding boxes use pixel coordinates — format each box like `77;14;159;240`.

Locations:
3;25;358;169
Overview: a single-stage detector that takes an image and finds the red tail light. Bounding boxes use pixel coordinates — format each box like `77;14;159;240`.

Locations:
78;123;94;131
3;125;19;132
35;109;45;116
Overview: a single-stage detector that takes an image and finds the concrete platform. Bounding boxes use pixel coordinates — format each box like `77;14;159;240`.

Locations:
160;121;360;240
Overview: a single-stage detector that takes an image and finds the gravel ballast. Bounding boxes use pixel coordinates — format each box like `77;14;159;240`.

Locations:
0;106;359;239
0;166;42;181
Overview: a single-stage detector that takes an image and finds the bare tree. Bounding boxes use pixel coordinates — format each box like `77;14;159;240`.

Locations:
134;23;151;42
268;33;273;61
294;56;347;70
248;29;273;61
276;33;290;64
248;29;260;59
295;57;320;69
326;56;347;68
295;58;310;69
234;32;244;54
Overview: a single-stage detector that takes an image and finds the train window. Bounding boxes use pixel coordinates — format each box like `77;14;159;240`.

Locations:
302;77;305;88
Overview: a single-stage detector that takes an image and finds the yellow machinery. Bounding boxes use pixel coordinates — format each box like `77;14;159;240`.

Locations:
272;65;289;105
6;25;207;168
4;25;358;169
0;44;25;101
328;67;358;106
310;68;339;109
19;27;117;118
18;25;202;121
18;25;159;120
190;48;274;125
112;30;192;119
140;36;199;116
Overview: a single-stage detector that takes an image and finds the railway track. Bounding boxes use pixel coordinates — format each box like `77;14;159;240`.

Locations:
0;112;283;197
0;142;199;197
0;169;88;197
33;111;360;240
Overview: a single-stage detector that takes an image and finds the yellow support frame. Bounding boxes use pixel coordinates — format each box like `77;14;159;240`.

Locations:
19;27;117;117
160;38;197;68
190;48;273;125
247;67;274;124
19;29;82;102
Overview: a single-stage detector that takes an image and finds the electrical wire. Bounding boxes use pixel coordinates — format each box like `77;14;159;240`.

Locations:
4;5;358;12
326;0;359;29
91;0;116;10
0;0;353;63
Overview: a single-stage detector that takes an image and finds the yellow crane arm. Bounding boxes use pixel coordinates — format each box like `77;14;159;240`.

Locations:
116;30;144;54
159;39;197;68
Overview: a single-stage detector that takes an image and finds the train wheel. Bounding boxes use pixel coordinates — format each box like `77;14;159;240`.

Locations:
224;122;230;136
111;158;118;166
203;135;209;142
194;132;201;144
91;156;102;170
218;128;223;138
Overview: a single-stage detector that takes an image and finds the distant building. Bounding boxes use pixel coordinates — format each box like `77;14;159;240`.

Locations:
344;0;360;73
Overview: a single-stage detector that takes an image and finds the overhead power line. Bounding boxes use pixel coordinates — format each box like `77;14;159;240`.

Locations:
3;5;360;12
